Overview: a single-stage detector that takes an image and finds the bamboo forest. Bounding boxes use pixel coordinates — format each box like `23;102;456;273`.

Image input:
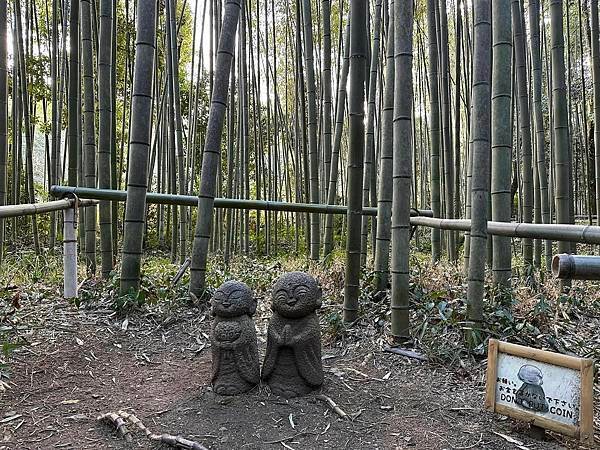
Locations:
2;0;600;448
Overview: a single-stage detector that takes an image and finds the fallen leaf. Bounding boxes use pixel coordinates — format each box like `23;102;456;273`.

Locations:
66;414;89;421
75;337;84;346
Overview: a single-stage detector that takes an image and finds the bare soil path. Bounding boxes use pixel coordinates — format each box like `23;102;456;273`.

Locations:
1;292;596;450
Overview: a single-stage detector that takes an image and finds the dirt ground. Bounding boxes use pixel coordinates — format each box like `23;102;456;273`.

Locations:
1;290;598;450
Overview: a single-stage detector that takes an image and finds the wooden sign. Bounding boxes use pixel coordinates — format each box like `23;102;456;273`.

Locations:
485;339;594;445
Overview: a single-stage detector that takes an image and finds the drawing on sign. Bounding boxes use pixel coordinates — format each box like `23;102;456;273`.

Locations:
495;353;581;426
515;364;549;413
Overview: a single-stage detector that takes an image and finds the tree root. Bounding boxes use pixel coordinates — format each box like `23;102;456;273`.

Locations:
97;410;208;450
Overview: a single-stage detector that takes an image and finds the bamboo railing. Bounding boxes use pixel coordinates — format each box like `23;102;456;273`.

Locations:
552;254;600;280
0;198;96;219
50;186;434;217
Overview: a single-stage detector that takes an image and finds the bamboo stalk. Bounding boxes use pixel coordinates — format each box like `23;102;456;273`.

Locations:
411;216;600;245
552;254;600;280
51;185;434;217
0;198;97;219
63;206;77;298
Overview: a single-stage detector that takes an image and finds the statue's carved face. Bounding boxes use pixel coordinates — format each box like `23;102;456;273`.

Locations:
272;272;322;319
212;281;256;318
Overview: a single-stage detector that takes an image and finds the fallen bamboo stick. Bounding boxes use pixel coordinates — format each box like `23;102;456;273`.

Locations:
316;394;349;420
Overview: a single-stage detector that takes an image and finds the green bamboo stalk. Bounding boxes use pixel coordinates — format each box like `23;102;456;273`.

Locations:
343;0;368;323
189;0;242;298
491;0;512;286
14;0;40;254
390;0;414;340
81;0;97;274
51;185;434;217
529;0;551;271
512;0;533;268
323;24;350;256
467;0;491;324
98;0;114;277
592;0;600;225
427;0;441;263
373;0;394;292
322;0;333;201
301;0;321;260
549;0;572;262
119;0;157;293
0;0;6;263
438;0;455;261
166;0;187;262
361;0;382;266
68;0;80;188
50;0;59;248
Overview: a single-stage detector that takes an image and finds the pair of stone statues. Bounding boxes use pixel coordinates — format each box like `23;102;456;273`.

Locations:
210;272;323;398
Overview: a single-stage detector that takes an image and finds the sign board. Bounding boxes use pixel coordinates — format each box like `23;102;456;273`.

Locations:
485;339;594;445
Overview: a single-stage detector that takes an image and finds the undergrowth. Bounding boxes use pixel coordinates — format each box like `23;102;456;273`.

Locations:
2;247;600;371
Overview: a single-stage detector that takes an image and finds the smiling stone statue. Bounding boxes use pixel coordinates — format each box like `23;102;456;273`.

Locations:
211;280;260;395
262;272;323;398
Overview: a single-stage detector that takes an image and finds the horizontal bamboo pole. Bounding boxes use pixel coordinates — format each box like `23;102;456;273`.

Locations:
552;254;600;280
409;217;600;245
0;198;97;219
50;186;434;217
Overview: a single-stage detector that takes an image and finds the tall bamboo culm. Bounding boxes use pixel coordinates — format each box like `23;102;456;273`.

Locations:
120;0;157;293
373;0;394;292
591;0;600;226
323;24;350;257
549;0;572;258
301;0;321;261
512;0;534;268
0;0;6;263
467;0;491;324
190;0;242;298
529;0;551;271
490;0;512;286
98;0;114;277
81;0;97;274
14;0;40;254
361;0;382;266
343;0;368;323
68;0;80;188
426;0;441;263
390;0;414;340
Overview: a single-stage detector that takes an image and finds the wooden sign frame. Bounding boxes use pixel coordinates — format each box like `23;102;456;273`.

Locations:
485;339;594;445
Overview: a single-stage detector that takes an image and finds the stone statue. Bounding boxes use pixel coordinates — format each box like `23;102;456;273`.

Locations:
211;280;259;395
262;272;324;398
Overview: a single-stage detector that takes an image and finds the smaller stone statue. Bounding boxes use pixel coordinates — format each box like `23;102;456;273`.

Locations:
211;280;259;395
262;272;324;398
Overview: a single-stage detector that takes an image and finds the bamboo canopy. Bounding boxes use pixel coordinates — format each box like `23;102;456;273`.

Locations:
50;186;434;217
411;217;600;245
552;254;600;280
0;198;97;219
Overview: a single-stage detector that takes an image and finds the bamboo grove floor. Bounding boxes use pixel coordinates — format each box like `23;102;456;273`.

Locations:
1;282;597;450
